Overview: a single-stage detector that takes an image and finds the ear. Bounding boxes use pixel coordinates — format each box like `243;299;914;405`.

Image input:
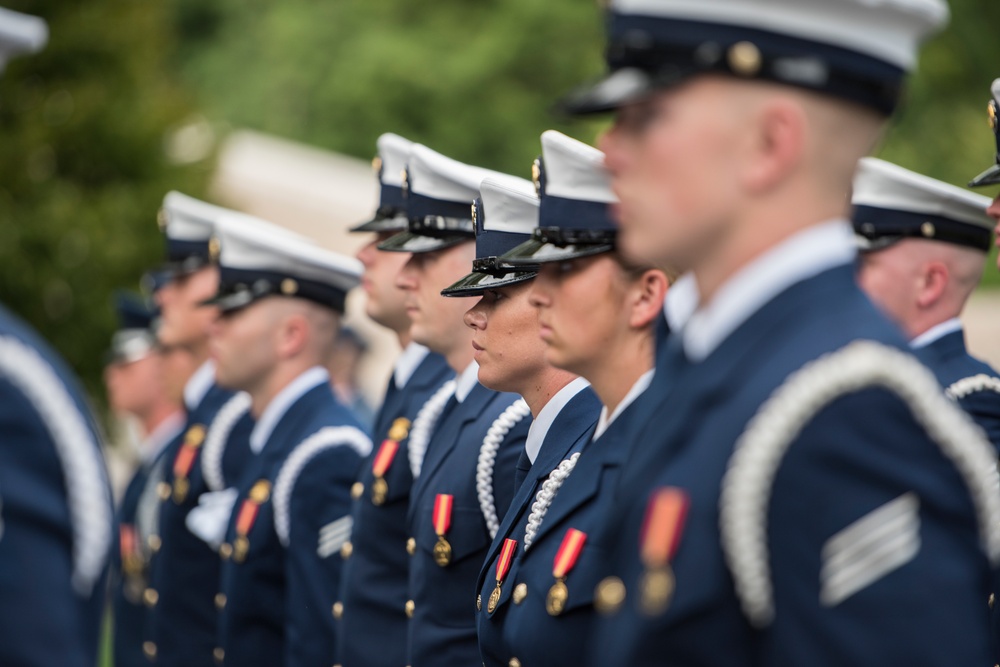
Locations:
916;261;949;310
277;312;310;360
741;98;806;194
628;269;670;330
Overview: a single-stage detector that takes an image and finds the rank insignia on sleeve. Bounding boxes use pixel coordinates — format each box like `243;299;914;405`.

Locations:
432;493;454;566
638;487;689;616
547;528;587;616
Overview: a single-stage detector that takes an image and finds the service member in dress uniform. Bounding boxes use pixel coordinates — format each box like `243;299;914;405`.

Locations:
377;145;532;667
471;130;668;667
106;292;187;667
209;212;372;667
444;174;604;667
972;79;1000;263
556;0;1000;665
0;9;114;667
143;192;255;666
853;158;1000;450
335;133;454;667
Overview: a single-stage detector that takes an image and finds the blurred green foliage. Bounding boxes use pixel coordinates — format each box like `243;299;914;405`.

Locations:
0;0;208;403
1;0;1000;405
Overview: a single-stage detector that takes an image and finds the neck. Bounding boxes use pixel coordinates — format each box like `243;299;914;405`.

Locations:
518;368;579;418
907;310;963;341
693;198;846;305
444;341;475;375
586;331;654;416
396;329;412;349
140;402;183;438
186;338;211;369
248;360;318;419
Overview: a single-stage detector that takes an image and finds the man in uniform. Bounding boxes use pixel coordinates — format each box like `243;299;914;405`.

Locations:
335;134;454;667
853;157;1000;450
971;79;1000;259
556;0;1000;664
0;9;114;666
377;145;532;667
143;192;254;666
210;211;371;667
105;292;187;667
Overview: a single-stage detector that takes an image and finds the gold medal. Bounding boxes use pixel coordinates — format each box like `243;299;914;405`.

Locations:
487;583;502;613
172;477;189;504
433;535;452;567
640;566;675;616
371;477;388;506
546;579;569;616
233;536;249;563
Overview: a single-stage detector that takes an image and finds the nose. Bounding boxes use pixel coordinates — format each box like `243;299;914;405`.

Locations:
464;300;487;331
529;271;553;309
396;257;418;291
356;239;377;267
598;121;626;177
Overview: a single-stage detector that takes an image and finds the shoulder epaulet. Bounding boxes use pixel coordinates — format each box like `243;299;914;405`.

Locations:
720;340;1000;628
272;426;372;547
407;379;457;479
945;373;1000;400
201;392;252;492
477;398;531;539
0;335;112;595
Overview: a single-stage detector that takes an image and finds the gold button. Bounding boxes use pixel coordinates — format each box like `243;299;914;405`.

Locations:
594;576;626;615
341;541;353;559
213;647;225;663
351;482;364;499
143;641;157;659
476;594;482;611
921;221;936;238
143;588;159;607
215;593;227;610
406;537;416;555
157;482;171;500
508;658;521;667
990;593;996;609
147;534;162;553
405;599;415;618
332;601;344;619
727;41;762;76
219;543;233;560
512;583;528;605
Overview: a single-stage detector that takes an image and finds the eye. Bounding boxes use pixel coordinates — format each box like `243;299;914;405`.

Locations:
556;260;577;274
485;289;505;303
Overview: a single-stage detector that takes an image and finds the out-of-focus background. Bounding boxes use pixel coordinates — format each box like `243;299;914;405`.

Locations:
1;0;1000;414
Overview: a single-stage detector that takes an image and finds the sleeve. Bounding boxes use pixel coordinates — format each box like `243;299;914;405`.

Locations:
283;445;364;667
760;387;994;666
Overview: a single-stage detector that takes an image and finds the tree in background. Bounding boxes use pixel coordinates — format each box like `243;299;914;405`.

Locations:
0;0;209;402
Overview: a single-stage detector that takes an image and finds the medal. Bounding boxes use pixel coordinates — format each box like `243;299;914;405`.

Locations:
488;538;518;613
120;524;142;575
546;528;587;616
371;438;401;506
432;494;454;567
231;480;271;564
638;488;689;616
171;424;206;504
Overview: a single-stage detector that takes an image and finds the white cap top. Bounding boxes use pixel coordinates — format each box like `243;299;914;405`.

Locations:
853;158;992;229
0;7;47;70
992;78;1000;104
377;133;414;188
161;191;234;242
214;211;362;293
407;144;523;204
480;178;539;235
541;131;617;205
613;0;948;70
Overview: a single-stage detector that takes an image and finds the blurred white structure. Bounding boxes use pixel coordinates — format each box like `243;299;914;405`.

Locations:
210;130;400;409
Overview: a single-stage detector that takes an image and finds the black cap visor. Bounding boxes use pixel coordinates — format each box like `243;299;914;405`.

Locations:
969;163;1000;188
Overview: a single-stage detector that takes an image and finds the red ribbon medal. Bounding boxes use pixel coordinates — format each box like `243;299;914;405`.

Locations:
370;438;401;506
231;480;271;563
488;538;518;613
638;487;690;615
170;424;206;504
546;528;587;616
432;493;454;566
